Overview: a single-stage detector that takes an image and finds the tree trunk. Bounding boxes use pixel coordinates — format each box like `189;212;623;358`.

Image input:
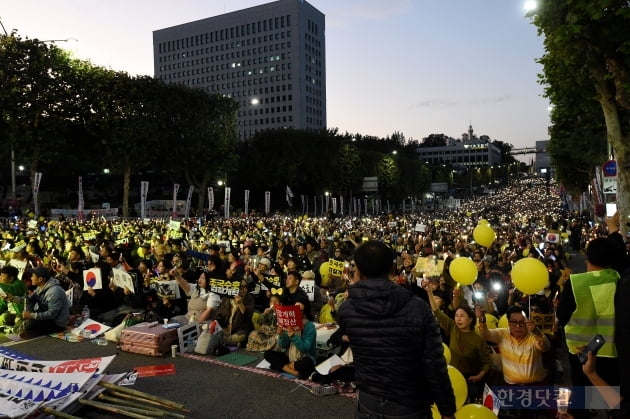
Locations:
595;76;630;235
122;165;131;218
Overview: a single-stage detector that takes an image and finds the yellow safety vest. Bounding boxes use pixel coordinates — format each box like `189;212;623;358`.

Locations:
565;269;619;357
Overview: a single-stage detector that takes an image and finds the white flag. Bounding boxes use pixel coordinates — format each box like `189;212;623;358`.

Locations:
286;185;294;206
208;187;214;210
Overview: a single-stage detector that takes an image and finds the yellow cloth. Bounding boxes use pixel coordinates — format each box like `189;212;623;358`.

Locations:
319;304;335;324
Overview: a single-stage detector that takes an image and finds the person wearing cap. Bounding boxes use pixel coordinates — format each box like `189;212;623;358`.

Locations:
301;270;323;321
12;267;70;340
246;257;273;313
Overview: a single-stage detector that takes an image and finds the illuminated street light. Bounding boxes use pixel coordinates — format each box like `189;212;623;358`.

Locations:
217;180;224;186
524;0;537;12
251;98;259;106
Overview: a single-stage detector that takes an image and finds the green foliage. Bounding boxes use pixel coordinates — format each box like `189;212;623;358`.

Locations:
419;133;449;148
530;0;630;207
0;32;239;215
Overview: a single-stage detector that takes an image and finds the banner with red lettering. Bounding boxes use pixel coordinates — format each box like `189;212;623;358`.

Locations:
274;305;303;330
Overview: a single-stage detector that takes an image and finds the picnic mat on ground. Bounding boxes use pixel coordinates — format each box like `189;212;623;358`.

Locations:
216;351;258;366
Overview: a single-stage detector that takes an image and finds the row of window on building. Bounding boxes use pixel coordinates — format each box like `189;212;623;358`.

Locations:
240;115;294;126
158;32;292;64
159;69;295;86
157;15;293;53
239;103;293;117
423;154;495;165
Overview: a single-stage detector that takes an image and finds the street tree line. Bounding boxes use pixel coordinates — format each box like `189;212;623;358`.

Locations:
529;1;630;226
1;32;238;216
2;32;519;216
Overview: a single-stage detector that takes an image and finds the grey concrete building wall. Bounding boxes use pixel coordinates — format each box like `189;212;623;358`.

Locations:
153;0;326;140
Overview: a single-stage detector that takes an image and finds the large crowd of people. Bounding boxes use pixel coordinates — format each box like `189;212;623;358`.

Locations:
0;176;628;418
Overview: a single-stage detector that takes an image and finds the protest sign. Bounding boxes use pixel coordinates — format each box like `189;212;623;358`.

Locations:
83;268;102;290
275;305;303;330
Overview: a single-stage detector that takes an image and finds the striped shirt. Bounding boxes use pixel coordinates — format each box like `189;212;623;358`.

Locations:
486;328;548;384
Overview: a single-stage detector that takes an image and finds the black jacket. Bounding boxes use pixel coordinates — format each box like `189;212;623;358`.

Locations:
338;278;456;415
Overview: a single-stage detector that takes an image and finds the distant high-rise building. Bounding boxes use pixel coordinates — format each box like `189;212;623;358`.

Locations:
416;125;502;167
153;0;326;140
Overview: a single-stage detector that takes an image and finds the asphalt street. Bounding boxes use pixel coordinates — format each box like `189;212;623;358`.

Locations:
2;337;355;419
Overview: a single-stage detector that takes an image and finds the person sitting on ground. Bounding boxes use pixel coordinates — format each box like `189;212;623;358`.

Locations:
263;301;317;379
301;270;323;321
170;267;221;325
318;288;338;324
215;279;255;347
12;267;70;340
0;265;27;330
281;271;312;317
247;294;281;352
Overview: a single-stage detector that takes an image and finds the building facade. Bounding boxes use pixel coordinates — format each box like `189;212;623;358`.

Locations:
416;125;502;167
153;0;326;140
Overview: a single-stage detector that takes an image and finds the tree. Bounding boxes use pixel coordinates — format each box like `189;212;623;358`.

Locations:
530;1;630;226
419;133;450;148
492;140;518;165
0;33;78;213
84;71;163;217
376;155;400;200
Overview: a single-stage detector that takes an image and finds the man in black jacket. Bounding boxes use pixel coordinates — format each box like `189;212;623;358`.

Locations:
338;240;456;419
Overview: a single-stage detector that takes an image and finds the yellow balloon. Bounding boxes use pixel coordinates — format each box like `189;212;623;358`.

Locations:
455;403;498;419
319;261;331;287
522;248;530;257
443;342;451;364
466;212;472;217
478;219;490;226
498;314;509;328
448;365;468;410
473;225;496;248
511;257;549;295
449;257;478;285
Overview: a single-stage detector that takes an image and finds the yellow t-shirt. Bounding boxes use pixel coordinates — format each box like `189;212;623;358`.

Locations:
487;328;547;384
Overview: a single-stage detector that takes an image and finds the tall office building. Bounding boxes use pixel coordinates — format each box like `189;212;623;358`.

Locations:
153;0;326;140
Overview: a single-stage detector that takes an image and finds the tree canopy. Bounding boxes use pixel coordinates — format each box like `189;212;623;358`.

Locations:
530;0;630;226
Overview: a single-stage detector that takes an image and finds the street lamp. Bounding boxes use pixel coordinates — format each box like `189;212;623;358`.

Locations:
523;1;537;13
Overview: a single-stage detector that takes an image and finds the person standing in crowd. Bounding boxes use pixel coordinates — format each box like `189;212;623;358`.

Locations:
605;213;630;415
556;237;621;391
338;240;456;419
427;288;491;403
